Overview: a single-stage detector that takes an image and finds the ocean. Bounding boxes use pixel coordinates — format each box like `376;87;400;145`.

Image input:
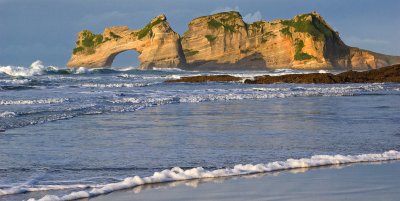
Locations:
1;61;399;201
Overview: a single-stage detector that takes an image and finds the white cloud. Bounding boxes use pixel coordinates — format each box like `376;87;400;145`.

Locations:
243;11;262;23
210;6;240;14
210;6;262;24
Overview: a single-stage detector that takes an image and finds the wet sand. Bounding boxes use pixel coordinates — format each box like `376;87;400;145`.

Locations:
91;161;400;201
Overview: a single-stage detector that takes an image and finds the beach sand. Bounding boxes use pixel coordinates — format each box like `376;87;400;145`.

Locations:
91;161;400;201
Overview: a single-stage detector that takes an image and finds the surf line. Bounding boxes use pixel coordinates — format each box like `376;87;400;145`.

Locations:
23;150;400;201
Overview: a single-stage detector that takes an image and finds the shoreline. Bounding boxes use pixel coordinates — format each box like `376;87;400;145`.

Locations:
23;151;400;201
166;64;400;84
92;161;400;201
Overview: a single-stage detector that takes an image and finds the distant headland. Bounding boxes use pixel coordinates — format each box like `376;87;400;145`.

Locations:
67;11;400;70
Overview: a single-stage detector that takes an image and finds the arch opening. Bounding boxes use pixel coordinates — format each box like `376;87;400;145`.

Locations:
110;50;140;69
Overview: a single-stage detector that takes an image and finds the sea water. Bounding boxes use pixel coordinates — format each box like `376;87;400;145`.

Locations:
0;61;399;201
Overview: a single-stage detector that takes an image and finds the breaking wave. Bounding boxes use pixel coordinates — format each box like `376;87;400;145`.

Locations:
80;83;149;88
4;150;395;201
0;61;49;77
0;61;141;77
0;111;15;118
0;98;66;105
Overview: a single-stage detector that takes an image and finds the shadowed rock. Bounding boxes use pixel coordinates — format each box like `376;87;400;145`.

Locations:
245;64;400;84
166;75;242;83
166;64;400;84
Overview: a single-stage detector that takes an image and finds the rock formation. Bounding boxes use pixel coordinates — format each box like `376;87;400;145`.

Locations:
67;12;400;70
67;15;186;69
166;64;400;84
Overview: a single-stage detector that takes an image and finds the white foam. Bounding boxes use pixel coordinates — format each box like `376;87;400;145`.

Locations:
0;98;65;105
0;111;15;118
25;150;400;201
0;184;100;197
80;83;147;88
118;66;136;71
106;84;388;110
72;67;89;74
152;67;185;72
0;61;50;77
0;79;31;85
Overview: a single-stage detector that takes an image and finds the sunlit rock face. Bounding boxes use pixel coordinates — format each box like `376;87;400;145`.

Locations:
67;14;186;69
181;11;400;70
67;12;400;70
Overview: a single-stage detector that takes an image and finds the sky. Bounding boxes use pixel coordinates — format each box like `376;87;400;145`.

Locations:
0;0;399;67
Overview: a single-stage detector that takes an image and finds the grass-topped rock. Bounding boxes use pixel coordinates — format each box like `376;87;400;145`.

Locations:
73;30;105;55
281;12;337;41
206;11;243;33
135;14;166;39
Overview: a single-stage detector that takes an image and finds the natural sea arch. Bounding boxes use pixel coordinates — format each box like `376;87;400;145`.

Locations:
66;17;186;70
110;50;140;69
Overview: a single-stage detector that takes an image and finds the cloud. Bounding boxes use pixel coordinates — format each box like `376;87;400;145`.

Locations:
210;6;240;14
243;11;262;23
211;6;262;24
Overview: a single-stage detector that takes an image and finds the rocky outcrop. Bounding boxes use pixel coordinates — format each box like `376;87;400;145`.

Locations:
165;75;242;83
67;15;186;69
181;11;400;70
67;12;400;70
166;64;400;84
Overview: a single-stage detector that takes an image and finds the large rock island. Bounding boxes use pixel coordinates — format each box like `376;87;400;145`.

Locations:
67;12;400;70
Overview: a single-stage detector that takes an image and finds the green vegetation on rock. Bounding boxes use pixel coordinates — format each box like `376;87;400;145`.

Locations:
109;32;121;40
249;21;265;30
208;19;223;29
281;13;335;41
207;12;240;33
280;27;292;37
223;24;235;32
205;35;217;43
73;47;84;54
262;31;276;43
73;30;105;55
218;12;241;23
240;49;251;54
184;49;199;57
294;40;314;61
136;17;164;39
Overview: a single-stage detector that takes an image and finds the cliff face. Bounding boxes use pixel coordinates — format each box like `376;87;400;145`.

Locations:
67;15;186;69
67;12;400;70
181;11;400;70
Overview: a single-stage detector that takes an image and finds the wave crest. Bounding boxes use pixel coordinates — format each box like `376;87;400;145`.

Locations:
0;60;52;77
17;150;400;201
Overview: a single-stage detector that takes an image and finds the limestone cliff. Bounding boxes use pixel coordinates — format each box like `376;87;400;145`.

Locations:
67;14;186;69
181;11;400;70
67;12;400;70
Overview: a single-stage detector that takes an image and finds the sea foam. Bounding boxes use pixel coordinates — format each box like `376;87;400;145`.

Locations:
21;150;400;201
0;98;66;105
0;111;16;118
0;61;50;77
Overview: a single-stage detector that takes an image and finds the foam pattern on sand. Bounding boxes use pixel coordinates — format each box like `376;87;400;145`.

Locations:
21;150;400;201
